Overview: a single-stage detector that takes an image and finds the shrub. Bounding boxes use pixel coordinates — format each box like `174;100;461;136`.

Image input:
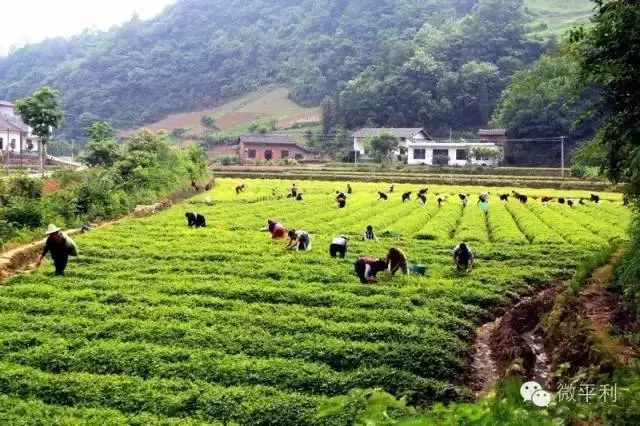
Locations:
570;164;587;178
0;220;18;244
277;158;299;166
216;155;241;166
51;170;84;189
4;201;44;229
7;175;43;199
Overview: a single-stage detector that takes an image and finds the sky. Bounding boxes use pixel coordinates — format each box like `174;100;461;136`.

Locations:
0;0;176;56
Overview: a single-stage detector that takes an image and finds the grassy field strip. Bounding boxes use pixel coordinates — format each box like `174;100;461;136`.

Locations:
454;203;490;243
526;202;604;246
486;200;529;244
547;203;627;240
505;201;565;244
414;202;463;241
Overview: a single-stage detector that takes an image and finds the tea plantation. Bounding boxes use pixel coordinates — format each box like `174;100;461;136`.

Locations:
0;179;630;425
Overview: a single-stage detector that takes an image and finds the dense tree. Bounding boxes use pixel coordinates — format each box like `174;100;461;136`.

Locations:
200;115;219;132
14;87;64;175
0;0;458;138
370;134;399;163
80;122;122;168
492;48;601;139
84;121;116;142
339;0;545;135
573;0;640;199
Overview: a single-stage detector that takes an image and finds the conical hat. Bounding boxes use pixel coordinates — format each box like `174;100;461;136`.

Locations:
45;224;61;235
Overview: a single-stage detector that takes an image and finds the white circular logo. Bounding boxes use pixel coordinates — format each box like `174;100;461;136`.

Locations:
531;389;552;407
520;381;542;401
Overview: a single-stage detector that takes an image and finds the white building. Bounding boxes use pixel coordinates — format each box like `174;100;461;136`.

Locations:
0;100;40;155
407;141;501;166
353;128;433;158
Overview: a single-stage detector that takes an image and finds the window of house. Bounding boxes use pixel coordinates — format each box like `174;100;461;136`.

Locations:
264;149;273;161
456;149;467;161
281;150;289;159
10;139;16;149
413;148;426;160
26;139;34;150
433;149;448;157
295;153;303;160
0;137;3;149
248;149;256;159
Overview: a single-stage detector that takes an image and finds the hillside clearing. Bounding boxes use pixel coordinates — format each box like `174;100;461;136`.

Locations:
120;88;320;139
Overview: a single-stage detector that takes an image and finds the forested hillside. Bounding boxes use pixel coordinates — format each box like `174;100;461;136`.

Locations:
0;0;589;138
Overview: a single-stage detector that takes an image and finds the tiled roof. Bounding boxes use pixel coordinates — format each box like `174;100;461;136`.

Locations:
0;114;27;132
0;113;29;132
478;129;507;136
353;128;429;139
239;134;298;145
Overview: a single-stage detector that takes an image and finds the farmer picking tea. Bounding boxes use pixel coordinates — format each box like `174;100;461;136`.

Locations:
266;219;287;239
329;235;348;258
386;247;409;276
354;257;388;284
286;229;311;251
363;225;378;240
36;224;78;276
453;242;474;271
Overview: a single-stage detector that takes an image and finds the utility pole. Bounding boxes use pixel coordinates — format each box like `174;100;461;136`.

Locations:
560;136;565;179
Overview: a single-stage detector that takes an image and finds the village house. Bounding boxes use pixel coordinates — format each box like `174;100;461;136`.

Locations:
0;100;41;155
238;134;321;164
406;141;502;166
352;128;433;159
478;128;507;147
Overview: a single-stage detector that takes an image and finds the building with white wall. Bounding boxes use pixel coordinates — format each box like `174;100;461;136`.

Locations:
407;141;501;166
353;128;433;158
0;100;40;154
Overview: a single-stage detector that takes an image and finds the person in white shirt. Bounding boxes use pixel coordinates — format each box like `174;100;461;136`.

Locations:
286;229;311;251
329;235;348;258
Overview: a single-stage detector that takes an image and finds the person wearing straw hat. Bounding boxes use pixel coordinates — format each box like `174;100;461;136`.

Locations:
36;224;78;276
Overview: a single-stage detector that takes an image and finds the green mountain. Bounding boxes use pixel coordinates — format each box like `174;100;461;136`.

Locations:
0;0;592;138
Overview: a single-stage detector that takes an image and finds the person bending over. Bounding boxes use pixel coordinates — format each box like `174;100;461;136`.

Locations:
286;229;311;251
354;257;388;284
453;242;474;271
329;235;348;258
386;247;408;276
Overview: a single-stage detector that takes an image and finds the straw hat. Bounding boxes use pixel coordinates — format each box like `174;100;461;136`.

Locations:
45;224;61;235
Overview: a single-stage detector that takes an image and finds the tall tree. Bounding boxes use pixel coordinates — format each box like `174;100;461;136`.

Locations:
573;0;640;199
15;87;64;176
370;134;399;163
81;122;122;168
84;121;116;142
200;115;219;137
492;49;601;139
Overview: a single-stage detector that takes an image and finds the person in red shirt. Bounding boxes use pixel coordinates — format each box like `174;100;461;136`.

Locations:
266;219;287;239
354;257;387;284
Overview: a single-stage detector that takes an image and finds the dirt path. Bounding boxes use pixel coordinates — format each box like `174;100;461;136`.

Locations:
471;282;563;395
472;248;638;400
580;249;637;366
